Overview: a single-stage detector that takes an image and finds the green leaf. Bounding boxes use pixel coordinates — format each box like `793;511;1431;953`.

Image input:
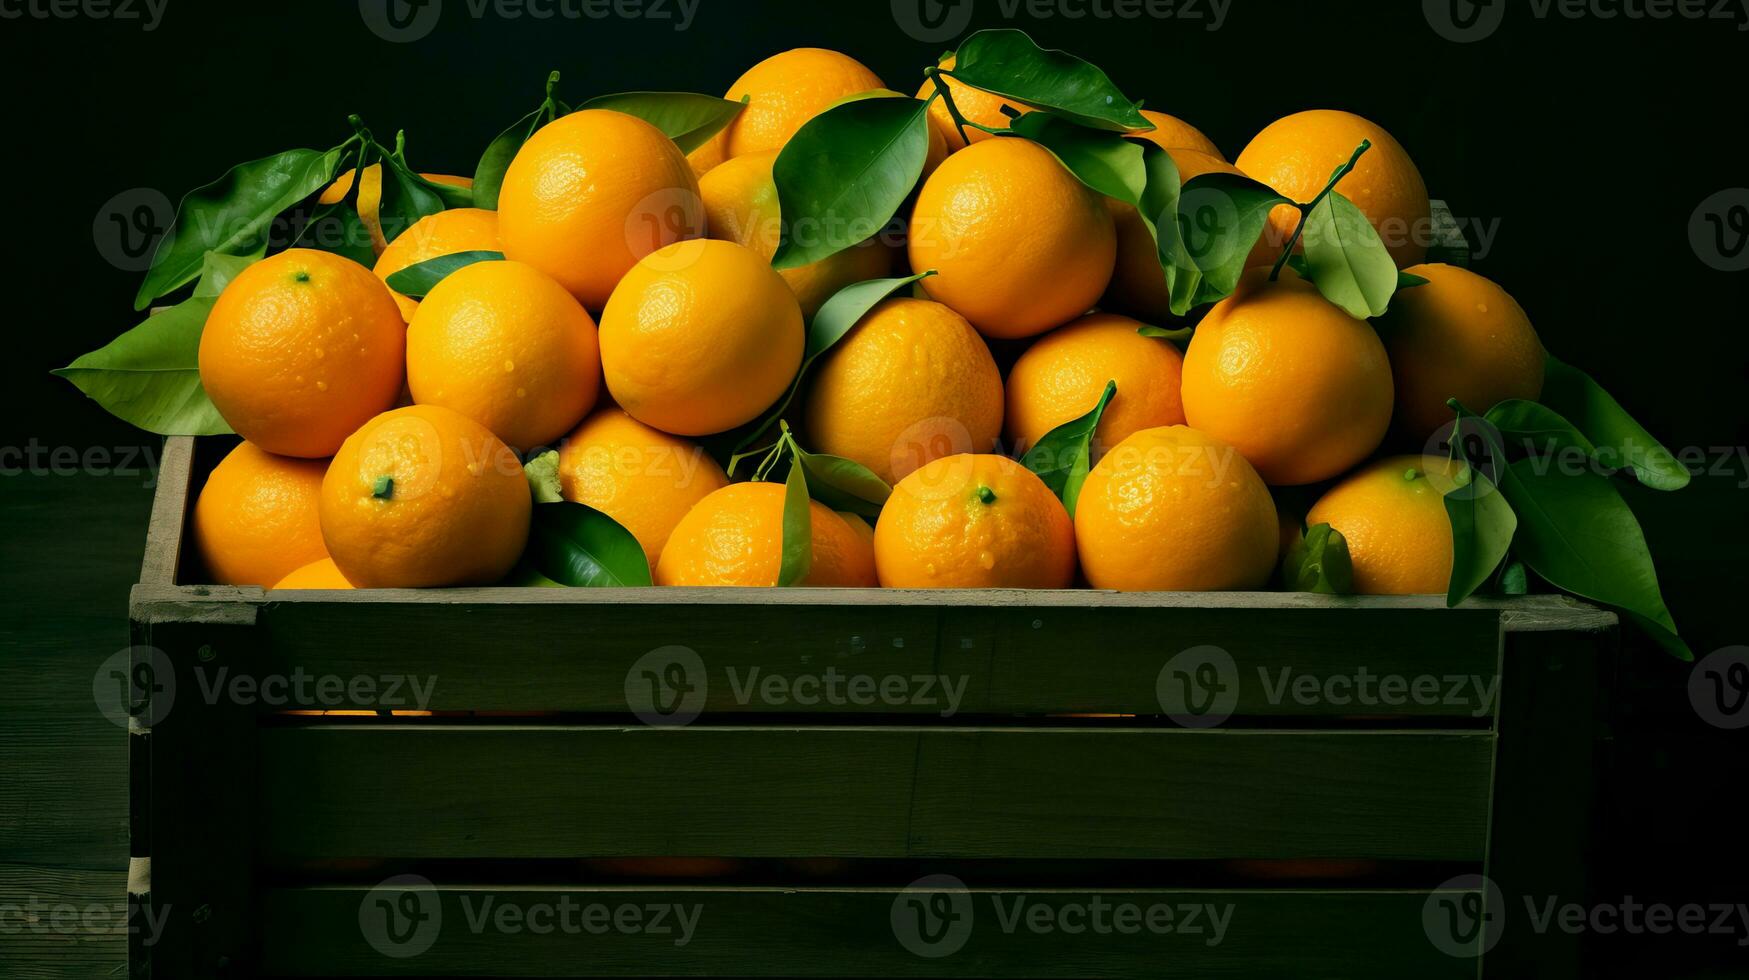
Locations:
134;144;345;309
375;140;449;246
1499;561;1529;596
1486;399;1597;458
794;445;891;521
1020;379;1116;517
527;501;652;587
1008;112;1144;202
502;559;567;588
1539;354;1690;490
1134;144;1204;316
777;461;813;587
1397;270;1431;290
1625;611;1695;662
384;250;505;299
1282;523;1355;594
578;91;747;154
1175;172;1290;300
1136;324;1193;342
474;71;565;210
771;96;931;269
191;249;261;298
728;272;934;461
1443;463;1518;606
1502;457;1680;640
1301;191;1398;319
53;297;232;436
523;449;563;504
947;29;1149;132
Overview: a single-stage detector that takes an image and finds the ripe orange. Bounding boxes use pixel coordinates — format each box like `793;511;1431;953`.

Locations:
371;207;501;322
655;481;877;587
801;298;1004;485
1181;269;1394;486
199;248;405;458
1133;109;1224;159
1381;264;1547;440
1103;148;1240;320
556;407;730;567
874;454;1075;589
192;441;330;587
909;137;1114;339
1005;313;1186;457
1306;455;1464;595
913;54;1031;153
319;405;531;588
1075;426;1278;591
272;557;355;590
718;48;885;158
697;150;895;318
317;166;473;255
1236;109;1430;268
406;260;601;451
599;239;804;436
498;109;702;309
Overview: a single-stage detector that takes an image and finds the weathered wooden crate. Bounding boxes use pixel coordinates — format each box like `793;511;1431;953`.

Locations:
127;434;1619;978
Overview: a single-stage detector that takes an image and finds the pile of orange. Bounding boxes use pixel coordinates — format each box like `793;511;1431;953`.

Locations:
189;45;1546;597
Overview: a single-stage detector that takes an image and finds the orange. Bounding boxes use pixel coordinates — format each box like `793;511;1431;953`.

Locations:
199;248;405;458
697;150;895;318
1005;313;1186;457
406;260;601;451
1306;455;1464;595
686;137;726;179
655;481;877;587
718;48;885;159
317;166;473;255
272;557;355;590
1181;269;1394;486
319;405;531;588
801;298;1003;485
874;454;1075;589
1236;109;1430;268
1133;109;1224;159
1074;426;1278;591
913;54;1031;153
1381;264;1547;440
1103;148;1240;320
498;109;702;309
192;441;330;587
371;207;501;322
556;407;730;567
909;137;1114;339
599;239;804;436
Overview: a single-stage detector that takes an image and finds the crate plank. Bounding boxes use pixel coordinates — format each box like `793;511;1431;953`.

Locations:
256;727;1492;862
256;884;1483;978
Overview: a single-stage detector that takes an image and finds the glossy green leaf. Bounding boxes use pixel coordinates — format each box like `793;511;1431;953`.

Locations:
1175;172;1290;300
1499;561;1529;596
53;297;232;436
1539;354;1690;490
1135;144;1199;315
523;450;563;504
771;96;931;269
578;91;746;153
1020;379;1116;517
1282;523;1355;594
777;462;813;587
1136;323;1193;342
1301;191;1398;319
947;29;1149;132
375;141;449;246
1009;112;1144;202
134;144;345;309
474;72;566;210
795;445;891;521
1486;399;1596;458
191;249;261;298
1443;462;1518;606
384;250;505;299
1398;270;1431;291
527;501;652;587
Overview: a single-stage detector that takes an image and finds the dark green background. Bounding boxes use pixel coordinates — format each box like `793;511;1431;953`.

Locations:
2;0;1746;976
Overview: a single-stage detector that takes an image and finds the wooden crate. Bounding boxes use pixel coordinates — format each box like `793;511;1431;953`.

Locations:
125;434;1620;978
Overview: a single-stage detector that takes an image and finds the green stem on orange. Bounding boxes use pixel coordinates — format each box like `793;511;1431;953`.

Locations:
1269;139;1373;282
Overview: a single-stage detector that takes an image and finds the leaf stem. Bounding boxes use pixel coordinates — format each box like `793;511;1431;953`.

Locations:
1269;139;1373;282
923;67;974;147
